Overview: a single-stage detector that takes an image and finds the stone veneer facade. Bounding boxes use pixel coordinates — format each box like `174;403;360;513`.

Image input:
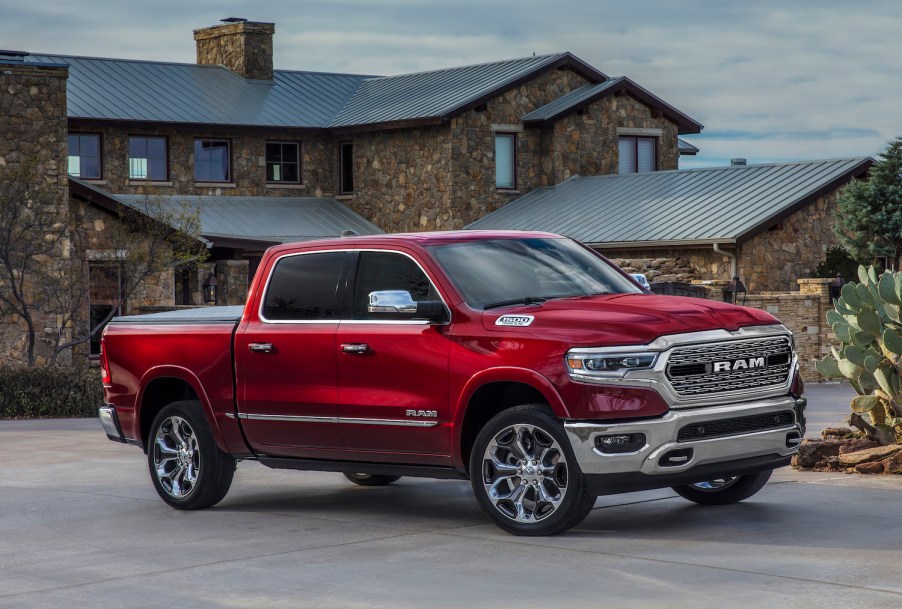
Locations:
0;60;71;366
348;67;681;233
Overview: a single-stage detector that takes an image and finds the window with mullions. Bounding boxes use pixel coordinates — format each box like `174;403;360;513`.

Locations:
618;136;656;174
128;136;167;180
194;139;230;182
266;142;301;183
68;134;102;179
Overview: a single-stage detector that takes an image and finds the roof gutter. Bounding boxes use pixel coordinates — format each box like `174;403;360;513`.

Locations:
713;243;737;277
589;238;736;250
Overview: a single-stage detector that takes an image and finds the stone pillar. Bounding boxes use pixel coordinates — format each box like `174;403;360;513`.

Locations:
193;20;275;81
216;260;250;306
798;278;836;379
0;56;70;366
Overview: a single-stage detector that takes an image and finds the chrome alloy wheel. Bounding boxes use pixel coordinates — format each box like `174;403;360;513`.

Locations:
480;423;568;523
152;416;200;499
689;477;738;492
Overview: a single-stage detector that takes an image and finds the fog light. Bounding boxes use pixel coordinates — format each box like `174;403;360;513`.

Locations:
595;433;646;454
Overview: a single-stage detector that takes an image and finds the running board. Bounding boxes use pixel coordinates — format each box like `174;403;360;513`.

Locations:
258;457;468;480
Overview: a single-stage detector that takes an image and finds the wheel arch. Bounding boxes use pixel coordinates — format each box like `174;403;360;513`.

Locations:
137;367;226;454
452;367;570;472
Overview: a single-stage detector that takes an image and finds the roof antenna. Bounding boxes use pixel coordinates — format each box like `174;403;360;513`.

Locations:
341;230;358;237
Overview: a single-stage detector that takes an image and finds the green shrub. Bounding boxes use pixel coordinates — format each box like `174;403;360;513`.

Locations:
0;366;102;419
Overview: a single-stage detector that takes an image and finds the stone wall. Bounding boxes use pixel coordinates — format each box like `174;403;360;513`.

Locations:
738;192;840;291
602;247;729;283
0;61;70;366
194;21;275;81
608;257;698;283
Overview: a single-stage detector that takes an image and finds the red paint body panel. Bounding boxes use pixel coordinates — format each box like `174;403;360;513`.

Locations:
101;230;787;472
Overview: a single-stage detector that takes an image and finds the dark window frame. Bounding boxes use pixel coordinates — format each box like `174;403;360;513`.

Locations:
68;133;103;180
339;141;354;195
494;132;518;190
128;135;169;181
194;138;232;183
265;140;302;184
618;136;658;174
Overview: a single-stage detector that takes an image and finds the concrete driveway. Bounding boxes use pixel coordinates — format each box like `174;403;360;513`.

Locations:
2;384;900;609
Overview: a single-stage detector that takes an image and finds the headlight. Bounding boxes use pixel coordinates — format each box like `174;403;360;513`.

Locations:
566;351;657;377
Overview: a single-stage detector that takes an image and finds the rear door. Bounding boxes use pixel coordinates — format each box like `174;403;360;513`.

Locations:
336;250;452;463
235;249;349;457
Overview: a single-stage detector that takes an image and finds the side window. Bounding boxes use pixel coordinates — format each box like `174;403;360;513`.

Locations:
352;252;434;320
262;252;346;321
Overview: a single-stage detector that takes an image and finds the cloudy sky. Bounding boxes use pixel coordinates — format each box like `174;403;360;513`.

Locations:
2;0;899;168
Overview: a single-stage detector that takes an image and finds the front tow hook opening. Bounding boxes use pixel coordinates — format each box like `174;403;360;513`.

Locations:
786;431;802;448
659;448;694;467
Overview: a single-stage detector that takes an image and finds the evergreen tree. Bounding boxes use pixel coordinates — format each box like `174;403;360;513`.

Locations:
836;137;902;269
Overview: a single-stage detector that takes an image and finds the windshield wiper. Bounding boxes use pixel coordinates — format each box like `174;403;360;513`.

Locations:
483;296;548;310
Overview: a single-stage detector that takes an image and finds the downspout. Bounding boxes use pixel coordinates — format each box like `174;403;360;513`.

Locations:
713;243;737;278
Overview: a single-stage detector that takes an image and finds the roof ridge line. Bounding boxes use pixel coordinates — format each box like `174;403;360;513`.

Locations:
366;52;568;80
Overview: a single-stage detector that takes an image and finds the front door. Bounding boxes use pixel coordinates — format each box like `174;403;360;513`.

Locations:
336;250;452;464
235;250;348;458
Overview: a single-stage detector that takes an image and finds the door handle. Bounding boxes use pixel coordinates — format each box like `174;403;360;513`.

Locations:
341;343;369;354
248;343;274;353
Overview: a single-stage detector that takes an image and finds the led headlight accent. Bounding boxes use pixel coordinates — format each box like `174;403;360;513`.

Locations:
566;352;657;376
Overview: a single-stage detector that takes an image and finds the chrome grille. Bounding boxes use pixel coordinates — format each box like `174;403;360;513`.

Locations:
665;336;793;397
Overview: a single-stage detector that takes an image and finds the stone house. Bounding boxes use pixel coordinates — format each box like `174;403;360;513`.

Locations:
1;17;705;365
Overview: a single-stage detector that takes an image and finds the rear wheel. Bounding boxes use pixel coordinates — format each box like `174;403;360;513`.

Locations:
469;405;595;536
343;472;401;486
671;470;773;505
148;401;235;510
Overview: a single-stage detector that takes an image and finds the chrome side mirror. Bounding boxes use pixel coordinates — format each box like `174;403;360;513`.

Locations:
368;290;418;314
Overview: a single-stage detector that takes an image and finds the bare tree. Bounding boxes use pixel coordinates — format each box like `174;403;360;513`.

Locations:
0;159;207;366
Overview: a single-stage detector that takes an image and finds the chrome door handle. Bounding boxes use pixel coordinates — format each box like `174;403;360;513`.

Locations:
341;343;369;354
248;343;274;353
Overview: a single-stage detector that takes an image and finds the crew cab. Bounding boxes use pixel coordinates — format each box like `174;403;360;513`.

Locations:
99;231;806;535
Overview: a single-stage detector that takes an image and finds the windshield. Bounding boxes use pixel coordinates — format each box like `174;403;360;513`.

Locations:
429;237;641;308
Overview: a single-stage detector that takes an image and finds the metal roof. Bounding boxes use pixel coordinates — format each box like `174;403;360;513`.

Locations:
466;157;873;246
330;53;592;127
27;54;370;127
26;52;611;130
113;194;383;244
521;76;702;134
521;78;624;123
678;138;699;155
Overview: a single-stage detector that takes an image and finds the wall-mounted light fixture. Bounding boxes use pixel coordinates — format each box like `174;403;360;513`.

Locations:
203;272;218;304
722;275;747;305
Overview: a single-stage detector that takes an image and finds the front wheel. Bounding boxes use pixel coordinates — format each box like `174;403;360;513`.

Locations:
148;401;235;510
671;469;773;505
469;405;595;536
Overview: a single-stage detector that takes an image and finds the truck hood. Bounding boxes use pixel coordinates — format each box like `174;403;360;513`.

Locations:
481;293;781;347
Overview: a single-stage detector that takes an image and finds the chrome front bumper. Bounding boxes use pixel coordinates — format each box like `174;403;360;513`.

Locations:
99;405;126;443
564;395;805;477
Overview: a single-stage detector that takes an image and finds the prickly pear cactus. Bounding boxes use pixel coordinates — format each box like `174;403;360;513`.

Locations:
815;265;902;444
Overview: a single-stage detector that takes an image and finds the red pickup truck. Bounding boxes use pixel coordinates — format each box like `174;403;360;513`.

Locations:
99;231;805;535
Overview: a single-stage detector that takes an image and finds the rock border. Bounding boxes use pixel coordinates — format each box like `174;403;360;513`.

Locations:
791;427;902;474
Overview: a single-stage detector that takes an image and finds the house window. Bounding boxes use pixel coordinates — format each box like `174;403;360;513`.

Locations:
88;263;122;357
339;141;353;194
194;139;231;182
494;133;517;189
128;136;167;180
619;137;656;174
266;142;301;183
68;134;102;179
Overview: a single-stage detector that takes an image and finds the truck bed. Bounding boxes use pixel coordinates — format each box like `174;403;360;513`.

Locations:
109;306;244;325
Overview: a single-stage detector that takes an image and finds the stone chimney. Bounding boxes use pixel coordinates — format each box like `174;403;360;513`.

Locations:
193;18;275;81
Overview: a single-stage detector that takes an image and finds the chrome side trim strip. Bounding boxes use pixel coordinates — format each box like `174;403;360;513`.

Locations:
237;413;439;428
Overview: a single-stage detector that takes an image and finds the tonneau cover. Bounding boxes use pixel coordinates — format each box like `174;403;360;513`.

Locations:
109;306;244;324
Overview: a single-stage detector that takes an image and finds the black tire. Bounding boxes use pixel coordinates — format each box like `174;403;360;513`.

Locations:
343;472;401;486
671;469;773;506
469;404;595;536
148;400;235;510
